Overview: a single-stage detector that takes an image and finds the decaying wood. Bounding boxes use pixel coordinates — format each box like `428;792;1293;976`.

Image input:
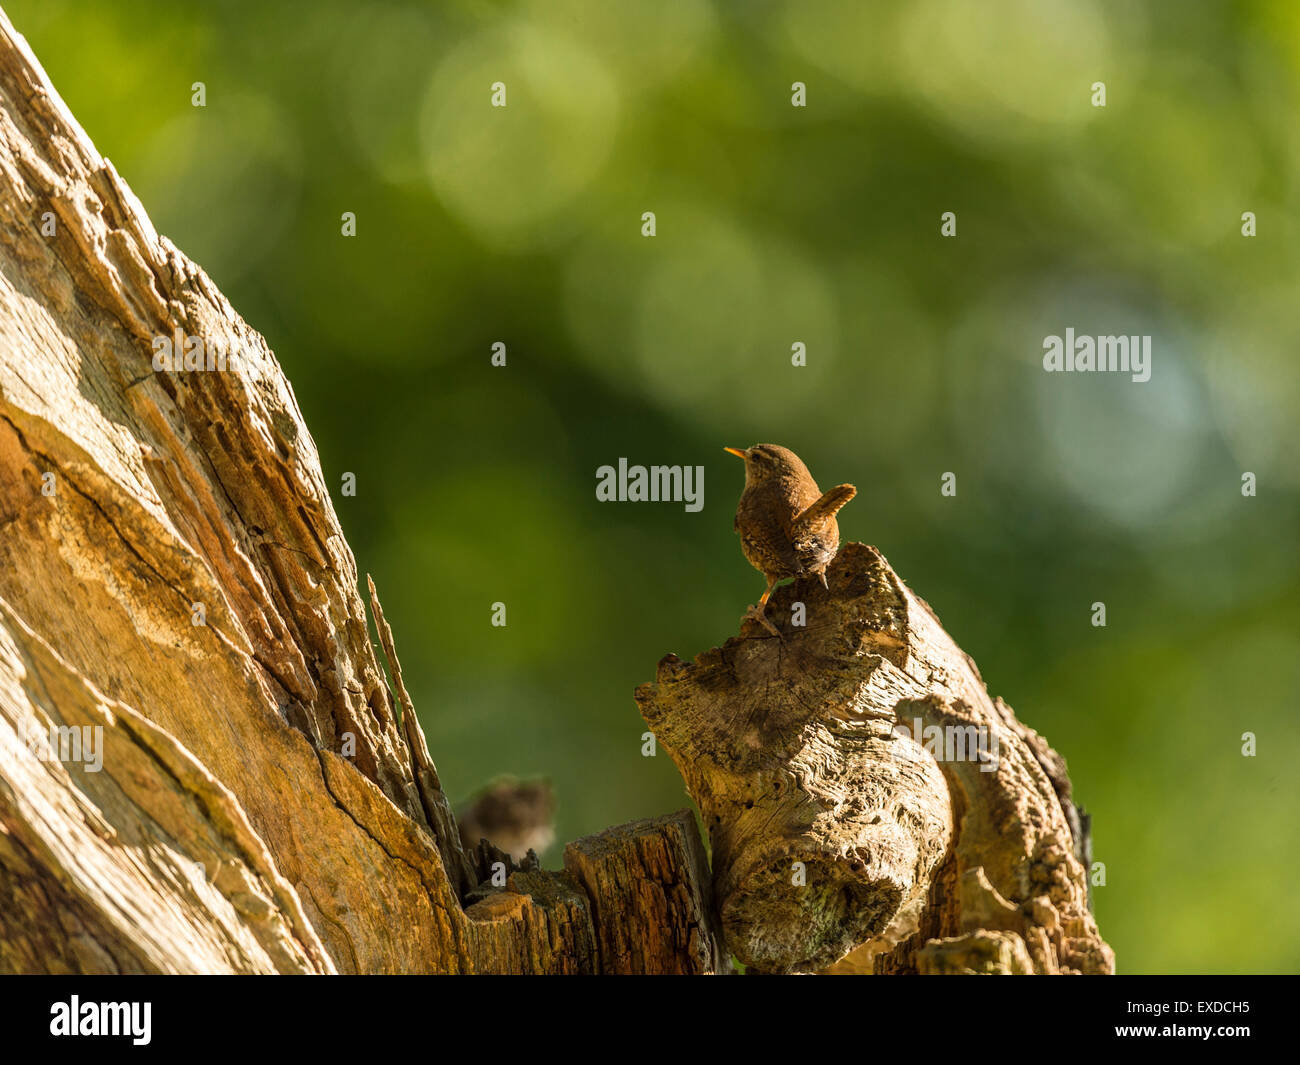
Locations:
0;5;1110;975
0;8;725;974
565;810;726;975
636;543;1114;974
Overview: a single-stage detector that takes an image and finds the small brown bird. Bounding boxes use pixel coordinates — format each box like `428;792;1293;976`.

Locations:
724;444;856;636
457;777;556;861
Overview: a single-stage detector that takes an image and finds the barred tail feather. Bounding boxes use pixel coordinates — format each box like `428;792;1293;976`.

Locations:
795;483;856;529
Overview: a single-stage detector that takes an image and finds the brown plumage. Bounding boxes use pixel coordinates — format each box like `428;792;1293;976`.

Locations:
724;443;856;636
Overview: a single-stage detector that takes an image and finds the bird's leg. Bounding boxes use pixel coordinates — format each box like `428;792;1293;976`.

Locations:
742;581;782;638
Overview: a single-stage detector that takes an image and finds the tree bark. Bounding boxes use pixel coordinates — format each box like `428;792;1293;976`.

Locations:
0;7;1111;975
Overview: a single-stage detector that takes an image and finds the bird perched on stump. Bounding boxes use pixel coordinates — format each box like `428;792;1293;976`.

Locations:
724;444;856;637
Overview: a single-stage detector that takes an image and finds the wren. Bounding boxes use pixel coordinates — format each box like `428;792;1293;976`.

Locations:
724;444;856;637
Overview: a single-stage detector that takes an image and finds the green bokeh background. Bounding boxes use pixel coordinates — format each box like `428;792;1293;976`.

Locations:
10;0;1296;974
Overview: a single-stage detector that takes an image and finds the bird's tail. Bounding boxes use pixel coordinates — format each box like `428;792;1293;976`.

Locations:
794;483;857;530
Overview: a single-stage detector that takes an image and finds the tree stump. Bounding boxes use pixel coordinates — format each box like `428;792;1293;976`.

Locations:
0;7;1110;975
637;543;1114;974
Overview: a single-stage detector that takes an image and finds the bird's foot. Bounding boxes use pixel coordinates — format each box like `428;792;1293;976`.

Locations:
741;602;782;639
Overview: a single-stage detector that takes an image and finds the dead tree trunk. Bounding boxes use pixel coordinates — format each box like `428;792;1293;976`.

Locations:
0;8;1110;975
0;10;721;975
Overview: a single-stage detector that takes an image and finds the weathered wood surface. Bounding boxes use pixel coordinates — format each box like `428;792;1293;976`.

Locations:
637;543;1114;974
0;7;724;974
0;5;1110;976
566;810;725;975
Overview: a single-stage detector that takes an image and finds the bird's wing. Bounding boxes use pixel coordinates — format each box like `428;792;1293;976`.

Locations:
793;483;856;533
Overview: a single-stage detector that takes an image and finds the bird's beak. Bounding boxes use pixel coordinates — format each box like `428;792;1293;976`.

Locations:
723;447;747;459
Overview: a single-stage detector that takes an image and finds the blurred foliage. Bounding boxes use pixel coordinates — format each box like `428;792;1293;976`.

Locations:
9;0;1297;974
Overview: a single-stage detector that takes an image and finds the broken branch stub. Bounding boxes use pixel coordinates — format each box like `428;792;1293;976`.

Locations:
635;542;1113;975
